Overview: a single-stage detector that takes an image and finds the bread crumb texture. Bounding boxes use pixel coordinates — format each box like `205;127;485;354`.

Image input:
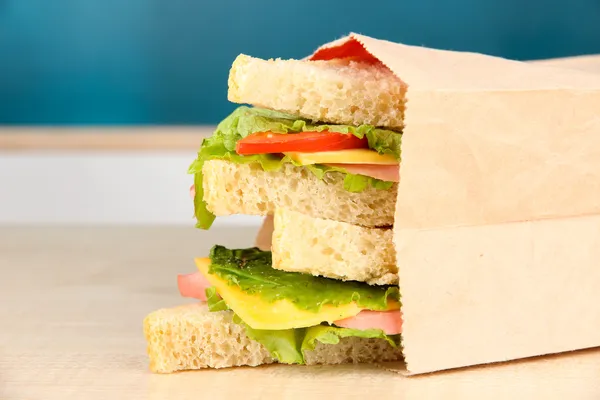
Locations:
228;54;407;130
272;208;397;285
203;160;396;227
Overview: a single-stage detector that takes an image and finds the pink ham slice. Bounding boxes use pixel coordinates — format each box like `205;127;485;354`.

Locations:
255;215;274;251
333;310;403;335
177;272;211;301
325;164;399;182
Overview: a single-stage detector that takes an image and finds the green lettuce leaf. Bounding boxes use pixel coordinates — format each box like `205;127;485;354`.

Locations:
204;245;402;365
214;106;402;159
234;315;400;364
205;287;229;312
208;246;400;313
188;106;400;229
236;315;306;364
191;160;215;230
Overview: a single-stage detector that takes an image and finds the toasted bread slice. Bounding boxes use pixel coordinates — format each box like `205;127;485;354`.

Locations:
228;54;407;130
202;160;396;227
272;208;396;285
144;303;403;373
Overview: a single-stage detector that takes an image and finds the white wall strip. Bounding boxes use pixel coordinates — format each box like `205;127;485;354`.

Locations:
0;151;262;226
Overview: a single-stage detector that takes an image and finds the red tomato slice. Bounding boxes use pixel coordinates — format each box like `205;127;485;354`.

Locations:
235;131;367;155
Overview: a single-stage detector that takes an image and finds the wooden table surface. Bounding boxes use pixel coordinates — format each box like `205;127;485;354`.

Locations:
1;227;599;400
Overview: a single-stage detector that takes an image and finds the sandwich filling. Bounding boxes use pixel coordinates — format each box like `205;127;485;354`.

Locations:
188;106;402;229
177;245;402;364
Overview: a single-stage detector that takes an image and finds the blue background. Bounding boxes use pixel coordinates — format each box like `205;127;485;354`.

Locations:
1;0;599;125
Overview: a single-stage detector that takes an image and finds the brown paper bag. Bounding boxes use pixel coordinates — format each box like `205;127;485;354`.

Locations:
531;54;600;74
306;33;600;374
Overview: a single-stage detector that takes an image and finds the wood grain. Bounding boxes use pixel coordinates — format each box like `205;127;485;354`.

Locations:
1;227;599;400
0;127;213;151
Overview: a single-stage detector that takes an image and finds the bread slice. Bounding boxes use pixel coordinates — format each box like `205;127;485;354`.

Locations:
228;54;407;130
144;303;403;373
272;208;396;285
202;160;396;227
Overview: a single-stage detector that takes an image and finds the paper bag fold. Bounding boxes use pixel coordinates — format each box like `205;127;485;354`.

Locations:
310;33;600;374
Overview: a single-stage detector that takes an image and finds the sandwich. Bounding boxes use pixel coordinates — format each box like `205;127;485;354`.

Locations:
144;53;406;372
144;33;600;374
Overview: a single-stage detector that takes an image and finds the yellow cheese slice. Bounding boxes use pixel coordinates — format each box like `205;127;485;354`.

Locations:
195;258;397;330
284;149;398;165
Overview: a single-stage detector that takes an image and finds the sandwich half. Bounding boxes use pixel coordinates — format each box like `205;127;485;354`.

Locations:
190;55;405;229
144;54;405;373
